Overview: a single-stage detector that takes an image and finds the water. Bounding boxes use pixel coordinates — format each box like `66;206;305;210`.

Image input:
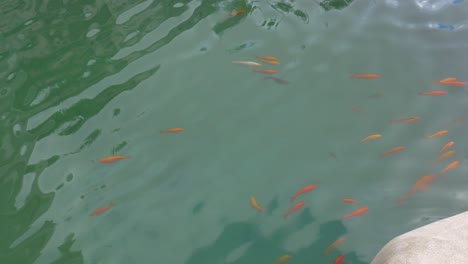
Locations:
1;0;468;263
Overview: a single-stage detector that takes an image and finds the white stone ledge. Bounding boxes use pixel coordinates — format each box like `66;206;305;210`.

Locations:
371;211;468;264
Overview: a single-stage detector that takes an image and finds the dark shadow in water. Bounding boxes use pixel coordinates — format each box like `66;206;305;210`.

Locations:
28;64;160;141
51;233;83;264
186;208;367;264
319;0;355;11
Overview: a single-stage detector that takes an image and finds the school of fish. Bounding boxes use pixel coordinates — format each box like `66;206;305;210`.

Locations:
90;63;464;263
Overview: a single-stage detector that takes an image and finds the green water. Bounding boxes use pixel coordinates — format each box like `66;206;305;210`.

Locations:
1;0;468;263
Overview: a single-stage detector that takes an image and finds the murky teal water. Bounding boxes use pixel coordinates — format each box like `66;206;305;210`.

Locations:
2;0;468;263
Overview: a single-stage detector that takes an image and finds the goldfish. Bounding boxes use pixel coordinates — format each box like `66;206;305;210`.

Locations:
290;185;317;202
437;77;457;83
360;134;382;143
440;160;459;174
99;155;129;163
160;127;184;134
232;61;261;67
322;237;346;256
390;116;420;124
227;10;246;16
90;203;114;216
429;150;455;166
380;146;405;157
424;130;448;139
341;198;359;204
273;255;291;264
418;90;447;96
351;73;380;79
256;56;279;61
433;78;467;87
334;255;345;264
441;80;467;87
250;196;265;212
254;69;277;74
264;76;289;85
342;206;368;220
439;141;454;153
283;201;305;219
396;174;436;204
259;59;280;65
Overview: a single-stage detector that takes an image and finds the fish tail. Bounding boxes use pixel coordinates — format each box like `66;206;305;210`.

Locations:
290;196;295;202
283;213;288;219
397;192;411;205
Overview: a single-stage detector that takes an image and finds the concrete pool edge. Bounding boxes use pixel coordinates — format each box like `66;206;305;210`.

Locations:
371;211;468;263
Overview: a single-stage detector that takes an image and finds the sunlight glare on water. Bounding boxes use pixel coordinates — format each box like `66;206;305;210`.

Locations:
1;0;468;263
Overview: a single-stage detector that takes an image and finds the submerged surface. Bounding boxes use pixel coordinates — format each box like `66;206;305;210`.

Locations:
1;0;468;263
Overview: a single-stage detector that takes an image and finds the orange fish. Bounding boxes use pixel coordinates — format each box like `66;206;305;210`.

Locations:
250;196;265;212
253;69;277;74
99;155;129;163
440;160;459;174
433;77;456;85
429;150;455;166
283;201;305;219
424;130;448;139
333;255;345;264
342;206;368;220
442;80;467;87
439;141;454;153
380;146;405;157
396;174;436;204
341;198;359;204
290;185;317;202
256;56;279;61
90;203;114;216
351;73;380;79
438;77;457;83
433;78;467;87
160;127;184;134
390;116;420;124
227;10;246;16
273;255;291;264
418;90;447;96
322;237;346;256
360;134;381;143
259;59;280;65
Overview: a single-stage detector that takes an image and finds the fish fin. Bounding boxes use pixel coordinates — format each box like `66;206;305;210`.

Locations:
290;196;295;202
